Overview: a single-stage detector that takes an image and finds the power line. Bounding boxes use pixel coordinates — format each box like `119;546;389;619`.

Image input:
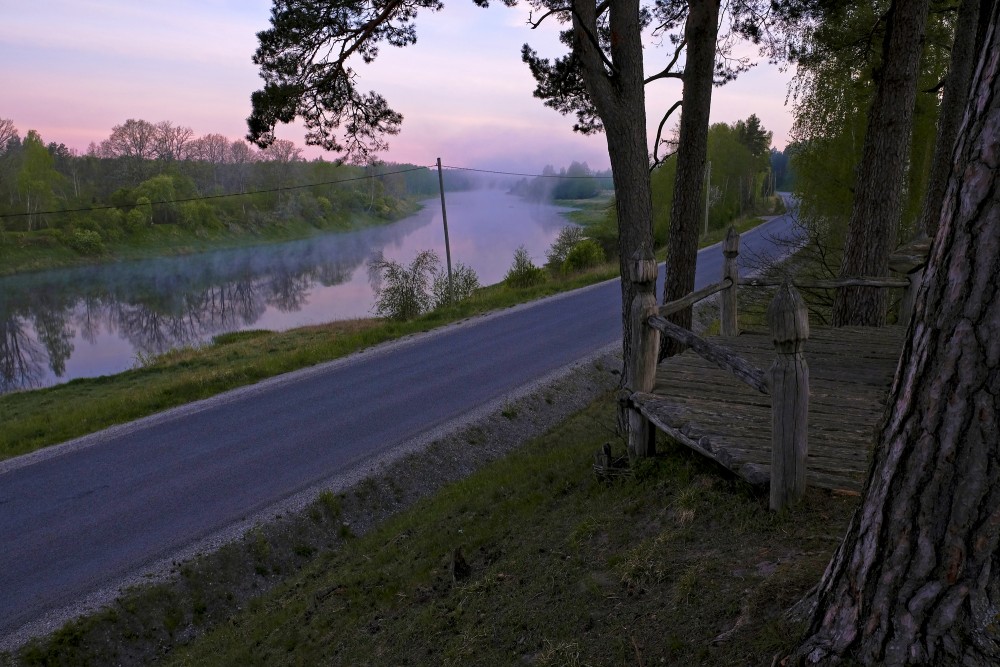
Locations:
441;164;611;179
0;161;612;221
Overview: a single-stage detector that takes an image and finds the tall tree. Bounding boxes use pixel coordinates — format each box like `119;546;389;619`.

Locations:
247;0;661;387
788;4;1000;661
917;0;992;238
661;0;720;358
831;0;931;326
17;130;63;231
153;121;194;161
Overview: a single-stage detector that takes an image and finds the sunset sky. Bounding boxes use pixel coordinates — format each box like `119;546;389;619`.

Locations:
1;0;797;173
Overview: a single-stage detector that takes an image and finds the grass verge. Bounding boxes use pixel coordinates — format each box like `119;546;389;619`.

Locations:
5;389;857;666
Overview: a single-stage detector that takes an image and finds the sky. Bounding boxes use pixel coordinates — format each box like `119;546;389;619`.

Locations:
1;0;798;173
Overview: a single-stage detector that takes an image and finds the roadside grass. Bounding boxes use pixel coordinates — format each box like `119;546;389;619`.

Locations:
7;393;857;667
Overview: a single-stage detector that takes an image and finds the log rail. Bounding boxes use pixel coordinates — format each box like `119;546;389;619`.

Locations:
624;227;931;510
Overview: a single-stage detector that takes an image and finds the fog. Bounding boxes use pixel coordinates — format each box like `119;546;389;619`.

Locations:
0;190;576;393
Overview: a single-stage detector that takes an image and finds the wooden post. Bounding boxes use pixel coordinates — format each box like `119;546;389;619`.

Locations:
721;225;740;336
898;267;924;325
627;246;660;459
767;282;809;511
436;157;453;303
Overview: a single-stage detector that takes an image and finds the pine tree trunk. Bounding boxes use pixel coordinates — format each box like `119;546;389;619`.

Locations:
831;0;930;327
789;7;1000;662
661;0;720;359
572;0;655;376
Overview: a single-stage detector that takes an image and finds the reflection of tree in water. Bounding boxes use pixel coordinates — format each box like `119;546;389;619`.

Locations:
76;296;107;345
114;302;200;357
197;281;260;331
32;305;74;377
266;272;313;312
0;316;46;393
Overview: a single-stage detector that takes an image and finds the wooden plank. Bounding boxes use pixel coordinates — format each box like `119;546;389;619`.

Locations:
659;278;732;316
647;316;770;394
642;324;904;493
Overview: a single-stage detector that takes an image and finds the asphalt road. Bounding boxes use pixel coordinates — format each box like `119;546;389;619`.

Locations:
0;210;800;642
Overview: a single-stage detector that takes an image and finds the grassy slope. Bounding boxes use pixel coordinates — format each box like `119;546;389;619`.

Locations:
10;394;857;666
165;400;855;666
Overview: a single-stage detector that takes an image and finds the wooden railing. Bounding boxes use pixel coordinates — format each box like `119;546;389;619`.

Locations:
624;227;930;510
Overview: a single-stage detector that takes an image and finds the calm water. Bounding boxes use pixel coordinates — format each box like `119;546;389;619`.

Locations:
0;190;574;393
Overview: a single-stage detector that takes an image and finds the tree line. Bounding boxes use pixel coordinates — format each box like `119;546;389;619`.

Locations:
0;118;474;261
508;161;614;201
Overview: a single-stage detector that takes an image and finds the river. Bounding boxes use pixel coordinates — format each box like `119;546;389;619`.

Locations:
0;189;577;394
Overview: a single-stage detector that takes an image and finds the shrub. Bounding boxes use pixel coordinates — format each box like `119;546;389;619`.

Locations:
432;262;481;308
545;226;586;270
504;245;545;289
368;250;440;320
562;239;605;273
67;229;105;255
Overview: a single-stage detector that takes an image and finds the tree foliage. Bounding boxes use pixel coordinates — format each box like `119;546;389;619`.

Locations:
504;245;546;288
368;250;480;318
248;0;465;161
432;262;481;307
651;116;775;244
787;0;952;241
367;249;440;320
545;225;587;270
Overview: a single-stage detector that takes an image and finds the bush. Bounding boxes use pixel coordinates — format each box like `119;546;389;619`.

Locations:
504;245;545;289
545;226;586;270
562;239;605;273
368;250;440;320
67;229;105;255
432;262;481;308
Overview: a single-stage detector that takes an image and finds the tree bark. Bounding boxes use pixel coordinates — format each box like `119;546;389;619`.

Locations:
789;6;1000;662
572;0;655;380
917;0;987;238
661;0;720;358
831;0;930;327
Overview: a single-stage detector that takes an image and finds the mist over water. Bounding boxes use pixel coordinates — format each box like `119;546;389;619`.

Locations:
0;190;576;393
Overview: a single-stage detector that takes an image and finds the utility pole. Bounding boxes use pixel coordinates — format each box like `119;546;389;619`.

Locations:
436;157;453;302
703;160;712;238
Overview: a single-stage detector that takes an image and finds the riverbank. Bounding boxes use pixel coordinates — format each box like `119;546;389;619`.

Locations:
0;199;422;277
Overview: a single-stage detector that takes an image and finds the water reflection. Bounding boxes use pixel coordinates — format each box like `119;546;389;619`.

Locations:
0;191;573;393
